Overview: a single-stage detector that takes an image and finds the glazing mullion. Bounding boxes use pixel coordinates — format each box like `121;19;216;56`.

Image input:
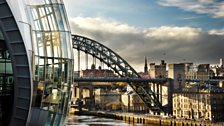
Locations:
34;27;42;84
36;7;49;109
39;7;49;31
50;3;63;114
58;59;66;113
62;60;72;114
43;6;54;32
37;10;47;80
29;30;67;32
49;3;59;30
59;5;68;31
43;4;55;87
44;3;61;112
58;59;64;114
49;4;62;63
35;5;53;19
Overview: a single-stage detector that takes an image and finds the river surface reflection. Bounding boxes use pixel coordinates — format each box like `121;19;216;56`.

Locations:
67;115;148;126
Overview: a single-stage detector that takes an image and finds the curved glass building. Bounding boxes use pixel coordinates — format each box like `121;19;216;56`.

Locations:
0;0;73;125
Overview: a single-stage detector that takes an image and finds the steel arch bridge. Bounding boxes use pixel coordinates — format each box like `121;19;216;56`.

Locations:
72;34;165;112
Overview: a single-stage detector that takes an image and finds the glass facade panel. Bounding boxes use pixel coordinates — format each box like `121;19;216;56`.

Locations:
27;0;73;125
59;5;69;31
60;32;68;58
67;34;72;58
53;6;64;31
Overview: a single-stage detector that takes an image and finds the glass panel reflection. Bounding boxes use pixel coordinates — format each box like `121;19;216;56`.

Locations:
28;1;73;125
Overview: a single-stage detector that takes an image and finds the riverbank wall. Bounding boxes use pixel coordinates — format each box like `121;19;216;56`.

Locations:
74;111;223;126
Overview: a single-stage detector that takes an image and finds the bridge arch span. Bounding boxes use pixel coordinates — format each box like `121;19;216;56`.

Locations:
72;34;164;112
72;34;140;78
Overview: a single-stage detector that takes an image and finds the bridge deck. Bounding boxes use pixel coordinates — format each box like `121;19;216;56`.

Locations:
74;77;167;83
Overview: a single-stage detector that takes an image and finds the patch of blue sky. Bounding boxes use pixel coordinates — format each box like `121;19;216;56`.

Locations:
64;0;224;30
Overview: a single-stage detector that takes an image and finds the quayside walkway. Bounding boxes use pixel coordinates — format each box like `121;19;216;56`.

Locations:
73;110;224;126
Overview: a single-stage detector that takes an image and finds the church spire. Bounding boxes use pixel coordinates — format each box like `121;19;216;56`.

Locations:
144;56;148;74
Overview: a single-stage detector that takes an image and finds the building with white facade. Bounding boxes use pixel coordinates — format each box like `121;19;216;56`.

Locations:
173;83;224;121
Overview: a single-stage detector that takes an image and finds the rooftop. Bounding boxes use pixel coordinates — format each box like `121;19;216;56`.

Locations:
175;82;224;93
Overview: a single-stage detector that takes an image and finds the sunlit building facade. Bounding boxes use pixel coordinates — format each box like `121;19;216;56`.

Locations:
168;63;185;89
0;0;73;125
173;84;224;121
149;60;167;78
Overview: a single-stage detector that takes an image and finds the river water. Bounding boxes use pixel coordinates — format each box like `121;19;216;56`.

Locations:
67;115;147;126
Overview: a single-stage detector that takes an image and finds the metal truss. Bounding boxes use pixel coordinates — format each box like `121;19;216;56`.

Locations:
73;77;166;83
72;34;164;112
72;35;140;78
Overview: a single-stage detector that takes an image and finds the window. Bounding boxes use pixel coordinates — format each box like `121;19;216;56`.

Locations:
29;3;73;115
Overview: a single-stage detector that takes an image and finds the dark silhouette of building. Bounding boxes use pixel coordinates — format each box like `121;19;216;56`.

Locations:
144;56;148;74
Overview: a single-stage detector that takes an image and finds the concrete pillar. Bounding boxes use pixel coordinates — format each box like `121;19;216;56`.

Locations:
153;83;156;107
156;83;160;115
74;87;77;98
88;86;95;111
89;86;94;99
128;94;130;112
160;84;162;105
79;87;83;99
156;83;159;103
168;78;174;115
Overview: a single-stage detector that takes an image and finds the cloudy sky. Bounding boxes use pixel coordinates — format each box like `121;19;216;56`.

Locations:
64;0;224;72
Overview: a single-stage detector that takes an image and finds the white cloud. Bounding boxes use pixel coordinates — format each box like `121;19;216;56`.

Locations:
70;17;138;34
70;16;224;71
209;29;224;35
144;26;201;40
158;0;224;18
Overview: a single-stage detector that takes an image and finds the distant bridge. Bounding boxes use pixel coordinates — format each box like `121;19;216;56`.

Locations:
72;34;172;113
73;77;167;83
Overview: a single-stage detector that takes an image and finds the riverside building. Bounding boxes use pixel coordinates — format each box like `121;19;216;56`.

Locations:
173;83;224;122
